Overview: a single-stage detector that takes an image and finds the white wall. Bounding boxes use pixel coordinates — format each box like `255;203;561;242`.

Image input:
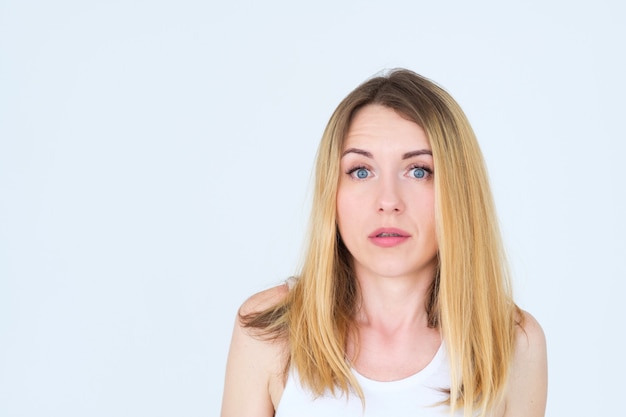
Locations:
1;1;624;416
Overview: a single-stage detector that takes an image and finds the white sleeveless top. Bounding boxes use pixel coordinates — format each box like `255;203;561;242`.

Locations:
275;343;463;417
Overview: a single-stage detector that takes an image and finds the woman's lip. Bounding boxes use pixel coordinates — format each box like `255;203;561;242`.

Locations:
368;228;411;248
368;228;410;238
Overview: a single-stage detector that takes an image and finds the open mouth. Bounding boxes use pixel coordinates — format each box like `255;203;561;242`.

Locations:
377;232;403;237
369;229;410;247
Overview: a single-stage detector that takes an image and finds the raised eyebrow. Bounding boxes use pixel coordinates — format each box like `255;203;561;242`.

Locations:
341;148;372;158
402;150;432;159
341;148;432;159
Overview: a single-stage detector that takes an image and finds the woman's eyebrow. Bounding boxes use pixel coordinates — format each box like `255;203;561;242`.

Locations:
341;148;432;159
403;150;432;159
341;148;372;158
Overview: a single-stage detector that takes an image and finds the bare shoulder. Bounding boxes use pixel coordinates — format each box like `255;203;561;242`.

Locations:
502;309;548;417
239;282;290;316
515;309;546;354
221;283;291;417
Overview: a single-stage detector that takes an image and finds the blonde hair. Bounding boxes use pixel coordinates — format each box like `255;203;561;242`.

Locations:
242;69;518;416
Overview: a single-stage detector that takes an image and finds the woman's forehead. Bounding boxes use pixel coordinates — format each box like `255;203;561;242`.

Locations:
343;104;431;152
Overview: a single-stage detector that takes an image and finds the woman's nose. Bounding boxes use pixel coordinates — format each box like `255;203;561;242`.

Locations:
377;178;405;213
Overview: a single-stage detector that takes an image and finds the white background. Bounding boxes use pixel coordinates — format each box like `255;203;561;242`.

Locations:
1;1;625;416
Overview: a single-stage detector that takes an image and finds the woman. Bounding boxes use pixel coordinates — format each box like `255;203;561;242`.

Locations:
221;69;547;417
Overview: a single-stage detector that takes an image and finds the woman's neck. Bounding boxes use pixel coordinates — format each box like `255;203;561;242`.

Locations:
353;268;435;333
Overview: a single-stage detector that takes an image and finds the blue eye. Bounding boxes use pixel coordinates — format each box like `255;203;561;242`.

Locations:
347;167;371;179
412;167;427;178
356;168;369;179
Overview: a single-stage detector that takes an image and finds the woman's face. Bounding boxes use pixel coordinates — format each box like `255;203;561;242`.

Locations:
336;104;438;283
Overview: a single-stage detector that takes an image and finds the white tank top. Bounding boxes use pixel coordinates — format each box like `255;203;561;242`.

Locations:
275;343;463;417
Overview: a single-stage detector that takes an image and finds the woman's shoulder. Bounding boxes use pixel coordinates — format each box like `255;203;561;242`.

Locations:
221;283;292;416
238;281;291;316
514;309;546;357
502;309;547;417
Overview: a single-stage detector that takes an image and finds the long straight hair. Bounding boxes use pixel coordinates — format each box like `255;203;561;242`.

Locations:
242;69;518;416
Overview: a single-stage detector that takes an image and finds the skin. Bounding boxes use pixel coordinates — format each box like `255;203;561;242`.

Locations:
337;105;442;380
220;105;547;417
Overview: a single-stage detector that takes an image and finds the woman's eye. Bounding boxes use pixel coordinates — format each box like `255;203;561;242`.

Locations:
410;167;428;179
349;167;371;179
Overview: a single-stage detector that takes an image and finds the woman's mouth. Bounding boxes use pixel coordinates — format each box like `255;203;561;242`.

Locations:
368;228;410;247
